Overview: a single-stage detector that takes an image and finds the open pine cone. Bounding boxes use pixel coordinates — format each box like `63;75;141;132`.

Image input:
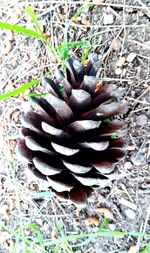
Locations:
17;54;127;205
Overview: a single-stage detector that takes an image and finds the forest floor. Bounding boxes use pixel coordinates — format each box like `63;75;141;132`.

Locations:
0;0;150;252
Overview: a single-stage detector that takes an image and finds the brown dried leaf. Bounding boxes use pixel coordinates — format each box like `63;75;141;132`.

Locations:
81;18;91;27
5;108;13;122
9;140;17;149
111;37;121;51
127;145;136;151
76;208;82;216
85;216;99;226
0;205;10;220
72;219;81;227
96;207;114;219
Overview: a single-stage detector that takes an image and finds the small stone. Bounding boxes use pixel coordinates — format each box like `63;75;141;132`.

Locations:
115;67;122;75
108;223;116;231
116;57;126;67
138;11;144;17
131;151;147;166
125;209;136;219
128;245;138;253
136;114;148;126
103;13;114;25
4;40;12;54
127;52;137;63
124;162;132;170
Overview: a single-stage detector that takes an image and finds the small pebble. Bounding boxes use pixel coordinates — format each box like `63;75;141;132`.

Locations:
116;57;126;67
128;245;139;253
127;52;137;63
103;13;114;25
131;151;147;166
115;67;122;75
125;209;136;219
124;162;132;170
4;40;12;54
136;114;148;126
107;223;116;231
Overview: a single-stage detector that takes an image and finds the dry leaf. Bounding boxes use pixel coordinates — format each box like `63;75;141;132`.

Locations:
111;37;121;51
76;208;82;216
81;18;91;27
116;57;126;67
127;145;136;151
85;216;99;226
72;219;81;227
96;207;114;219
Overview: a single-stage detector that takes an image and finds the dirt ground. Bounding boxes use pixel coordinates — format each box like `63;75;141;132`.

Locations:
0;0;150;252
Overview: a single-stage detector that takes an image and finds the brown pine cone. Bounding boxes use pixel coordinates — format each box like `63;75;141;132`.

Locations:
17;54;127;205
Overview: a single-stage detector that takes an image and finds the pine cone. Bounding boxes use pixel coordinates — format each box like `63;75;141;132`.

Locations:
17;54;127;205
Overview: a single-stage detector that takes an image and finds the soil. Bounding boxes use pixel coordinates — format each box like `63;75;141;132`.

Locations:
0;1;150;253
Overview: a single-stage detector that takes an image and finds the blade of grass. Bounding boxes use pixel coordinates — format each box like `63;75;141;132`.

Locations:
27;92;49;97
71;3;93;21
0;79;40;100
59;25;69;62
58;40;91;50
0;22;43;38
25;6;59;60
25;6;45;39
81;46;91;64
43;230;150;247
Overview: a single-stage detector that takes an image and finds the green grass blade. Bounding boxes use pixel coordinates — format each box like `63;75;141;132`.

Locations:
59;40;91;49
0;79;40;100
81;46;91;64
25;6;45;39
0;22;43;38
59;25;69;62
71;3;93;21
27;92;48;97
